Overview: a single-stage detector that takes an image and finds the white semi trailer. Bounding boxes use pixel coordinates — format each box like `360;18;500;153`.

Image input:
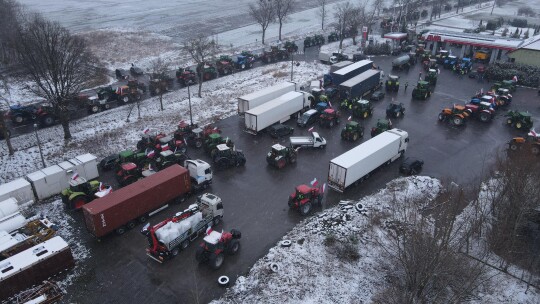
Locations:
237;82;296;115
328;129;409;192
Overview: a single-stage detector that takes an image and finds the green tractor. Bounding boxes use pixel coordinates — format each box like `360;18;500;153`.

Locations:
196;62;218;80
341;121;364;141
212;144;246;170
118;149;148;168
61;177;109;210
352;99;374;119
492;80;516;93
385;75;400;92
506;111;533;130
283;41;298;53
412;81;432;100
370;119;394;137
204;133;234;156
328;32;339;42
266;144;297;169
425;69;438;86
150;150;190;171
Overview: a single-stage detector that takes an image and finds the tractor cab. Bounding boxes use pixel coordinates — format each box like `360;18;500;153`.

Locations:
118;150;135;164
293;185;315;201
444;55;457;68
214;144;232;158
320;108;338;120
386;102;405;117
269;144;287;158
67;177;92;193
416;81;430;90
371;119;394;137
315;102;330;113
435;50;449;63
385;75;400;91
344;121;359;131
478;101;494;111
176;121;197;137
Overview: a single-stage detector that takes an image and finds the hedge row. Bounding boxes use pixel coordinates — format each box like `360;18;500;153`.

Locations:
486;62;540;88
364;43;391;55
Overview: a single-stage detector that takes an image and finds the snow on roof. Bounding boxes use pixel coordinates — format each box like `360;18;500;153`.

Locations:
383;32;408;40
272;144;286;151
203;230;222;245
0;179;31;197
515;35;540;51
423;30;524;50
333;60;373;76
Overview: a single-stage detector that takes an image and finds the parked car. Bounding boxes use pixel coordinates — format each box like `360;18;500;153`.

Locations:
399;157;424;175
115;69;130;80
268;123;294;138
370;90;385;101
99;154;119;171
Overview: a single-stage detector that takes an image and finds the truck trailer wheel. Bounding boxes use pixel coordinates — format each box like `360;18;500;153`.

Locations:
171;247;180;257
126;221;136;229
139;215;148;223
180;240;190;250
116;226;126;235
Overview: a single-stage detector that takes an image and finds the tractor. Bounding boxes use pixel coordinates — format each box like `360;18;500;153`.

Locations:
283;41;298;53
148;73;173;96
136;130;168;151
423;58;438;72
115;85;143;104
240;51;258;62
266;144;297;169
150;150;190;171
303;35;325;48
204;133;234;156
385;75;400;92
7;104;39;124
212;144;246;170
127;79;147;94
352;99;374;119
195;228;242;270
175;121;221;149
435;50;449;64
288;184;324;216
492;80;516;93
496;88;512;106
371;119;393;137
444;55;458;69
411;81;432;100
386;102;405;118
216;55;235;75
415;43;425;56
233;55;255;70
425;69;438;86
176;67;198;86
506;111;533;130
438;104;470;126
459;57;472;74
341;121;364;141
116;162;143;187
61;177;111;210
465;102;495;122
327;32;339;42
508;130;540;155
261;46;289;63
117;149;148;169
196;62;218;81
318;108;340;128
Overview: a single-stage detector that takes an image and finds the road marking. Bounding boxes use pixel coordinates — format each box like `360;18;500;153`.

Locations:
429;145;450;157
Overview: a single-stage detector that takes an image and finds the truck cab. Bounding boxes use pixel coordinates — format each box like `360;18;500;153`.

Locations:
185;159;213;191
389;129;409;154
197;193;224;220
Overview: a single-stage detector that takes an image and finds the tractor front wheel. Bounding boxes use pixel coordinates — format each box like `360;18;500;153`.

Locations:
509;143;519;151
42;115;55;126
90;105;100;113
290;155;297;164
299;202;312;216
194;139;203;148
210;253;225;270
516;122;522;129
353;133;359;141
452;116;463;126
363;112;368;118
72;196;89;209
226;239;240;255
531;146;539;155
479;112;490;122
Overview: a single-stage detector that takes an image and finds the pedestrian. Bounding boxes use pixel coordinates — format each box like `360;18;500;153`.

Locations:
404;82;408;92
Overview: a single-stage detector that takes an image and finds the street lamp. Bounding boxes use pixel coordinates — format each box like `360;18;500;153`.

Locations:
291;51;294;81
33;123;46;168
187;84;194;126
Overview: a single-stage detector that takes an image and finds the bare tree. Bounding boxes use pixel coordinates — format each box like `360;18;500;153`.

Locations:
316;0;328;30
334;2;353;50
365;0;384;42
346;5;366;45
0;0;21;65
14;14;99;140
182;35;218;98
248;0;275;45
149;57;171;111
0;76;14;155
275;0;295;41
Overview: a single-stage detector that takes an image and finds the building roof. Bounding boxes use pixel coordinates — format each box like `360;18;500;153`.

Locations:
422;30;524;51
513;35;540;51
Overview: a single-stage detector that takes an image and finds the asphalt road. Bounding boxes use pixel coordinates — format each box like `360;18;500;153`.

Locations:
56;50;540;304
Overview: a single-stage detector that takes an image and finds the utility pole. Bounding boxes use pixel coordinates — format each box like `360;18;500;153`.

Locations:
33;124;46;168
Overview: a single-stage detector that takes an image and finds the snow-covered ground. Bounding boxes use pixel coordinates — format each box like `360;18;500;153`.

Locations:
211;176;540;303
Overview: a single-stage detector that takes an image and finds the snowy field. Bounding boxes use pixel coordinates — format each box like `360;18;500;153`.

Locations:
211;176;540;303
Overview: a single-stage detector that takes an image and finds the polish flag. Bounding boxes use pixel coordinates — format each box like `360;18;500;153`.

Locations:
308;126;314;132
206;226;213;235
310;178;319;187
161;143;169;151
529;129;537;138
322;183;326;193
71;172;79;180
480;88;483;94
512;75;518;82
146;150;155;158
328;101;333;108
348;116;352;121
143;127;150;134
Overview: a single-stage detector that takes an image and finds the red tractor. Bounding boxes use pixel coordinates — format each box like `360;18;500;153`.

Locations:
195;228;241;269
288;183;324;215
116;162;142;187
176;67;198;87
464;102;495;123
174;121;221;148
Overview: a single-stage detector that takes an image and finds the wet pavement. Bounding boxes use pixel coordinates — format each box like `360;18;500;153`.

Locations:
62;53;539;303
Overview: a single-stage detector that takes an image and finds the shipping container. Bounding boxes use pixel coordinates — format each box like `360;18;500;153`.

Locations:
339;70;381;99
0;179;33;205
82;164;191;238
330;60;374;85
328;129;409;192
237;82;296;114
0;236;74;301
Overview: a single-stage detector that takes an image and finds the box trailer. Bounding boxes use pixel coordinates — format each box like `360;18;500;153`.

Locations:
68;153;99;181
0;178;33;205
0;236;74;300
339;70;382;100
244;91;311;135
25;165;66;201
82;164;191;238
329;60;353;73
237;82;296;114
328;129;409;192
329;60;374;86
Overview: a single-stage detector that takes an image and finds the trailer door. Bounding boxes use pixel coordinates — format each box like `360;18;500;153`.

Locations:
328;163;347;192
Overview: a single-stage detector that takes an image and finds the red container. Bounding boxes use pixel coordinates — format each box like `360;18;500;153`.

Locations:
83;164;191;238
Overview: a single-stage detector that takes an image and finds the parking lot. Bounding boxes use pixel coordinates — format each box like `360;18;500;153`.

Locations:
62;53;540;304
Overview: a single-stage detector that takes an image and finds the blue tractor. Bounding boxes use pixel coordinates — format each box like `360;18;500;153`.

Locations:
234;55;255;70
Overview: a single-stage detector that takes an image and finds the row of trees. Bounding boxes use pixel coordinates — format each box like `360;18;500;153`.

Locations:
248;0;295;45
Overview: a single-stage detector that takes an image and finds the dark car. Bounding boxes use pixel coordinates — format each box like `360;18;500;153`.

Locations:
399;157;424;175
352;53;367;62
130;64;144;76
370;90;385;101
297;109;319;127
100;154;119;171
268;124;294;138
115;69;130;80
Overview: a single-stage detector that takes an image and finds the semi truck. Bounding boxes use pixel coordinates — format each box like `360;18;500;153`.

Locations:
82;164;211;238
141;193;224;263
324;60;374;87
237;82;296;115
329;60;353;73
290;132;327;149
328;129;409;192
338;70;382;100
244;91;313;135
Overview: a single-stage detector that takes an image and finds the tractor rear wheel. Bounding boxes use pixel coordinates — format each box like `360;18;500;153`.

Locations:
299;202;312;216
277;158;286;169
226;239;240;255
509;143;519;151
516;122;522;129
72;196;89;209
180;240;190;250
479;112;490;122
531;146;539;155
452;116;463;126
439;112;447;121
353;133;359;141
210;253;225;270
